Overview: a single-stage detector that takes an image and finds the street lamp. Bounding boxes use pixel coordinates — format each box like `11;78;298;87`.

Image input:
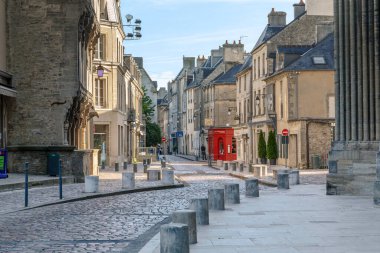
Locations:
124;14;142;40
97;64;104;77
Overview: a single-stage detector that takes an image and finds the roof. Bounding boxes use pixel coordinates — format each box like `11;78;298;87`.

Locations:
212;64;242;84
277;45;313;55
284;33;334;71
237;55;252;74
253;25;284;51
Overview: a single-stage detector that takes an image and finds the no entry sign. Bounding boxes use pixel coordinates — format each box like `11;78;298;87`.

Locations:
282;129;289;136
161;137;166;142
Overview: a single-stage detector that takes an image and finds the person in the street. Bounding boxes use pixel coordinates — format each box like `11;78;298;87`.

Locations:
201;145;206;160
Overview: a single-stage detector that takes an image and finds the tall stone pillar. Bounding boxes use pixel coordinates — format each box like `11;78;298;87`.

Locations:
327;0;380;196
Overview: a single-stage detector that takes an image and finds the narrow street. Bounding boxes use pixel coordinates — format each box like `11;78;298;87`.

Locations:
0;156;251;253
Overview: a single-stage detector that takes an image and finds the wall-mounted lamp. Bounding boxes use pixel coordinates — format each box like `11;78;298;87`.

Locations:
97;65;104;77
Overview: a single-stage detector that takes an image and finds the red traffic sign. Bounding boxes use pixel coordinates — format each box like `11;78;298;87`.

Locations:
282;129;289;136
161;137;166;142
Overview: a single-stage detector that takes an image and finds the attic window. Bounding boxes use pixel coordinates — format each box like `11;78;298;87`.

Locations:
312;56;326;65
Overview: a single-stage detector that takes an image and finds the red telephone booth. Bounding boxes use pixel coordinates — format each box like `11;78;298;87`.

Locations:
208;128;237;161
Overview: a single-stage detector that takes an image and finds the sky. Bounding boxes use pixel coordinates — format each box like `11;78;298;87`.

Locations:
120;0;297;89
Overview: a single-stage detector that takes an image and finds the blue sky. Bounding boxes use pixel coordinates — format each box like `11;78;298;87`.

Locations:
120;0;296;88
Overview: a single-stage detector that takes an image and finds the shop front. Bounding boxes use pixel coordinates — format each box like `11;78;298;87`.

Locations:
208;128;236;161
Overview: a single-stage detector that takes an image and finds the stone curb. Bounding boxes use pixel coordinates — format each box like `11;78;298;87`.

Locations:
228;172;277;187
7;183;185;214
0;176;76;192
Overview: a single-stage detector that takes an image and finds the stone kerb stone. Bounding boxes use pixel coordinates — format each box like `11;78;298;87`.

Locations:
208;188;225;210
160;223;189;253
147;169;161;181
217;160;223;167
223;161;229;171
224;183;240;204
122;172;135;189
230;161;237;171
84;175;99;193
277;172;290;190
245;178;259;197
172;210;197;244
189;198;209;225
162;169;174;185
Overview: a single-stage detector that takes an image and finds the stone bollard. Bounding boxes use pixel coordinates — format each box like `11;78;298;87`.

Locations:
147;158;151;165
374;181;380;205
189;198;209;225
160;223;189;253
231;162;237;171
245;178;259;197
161;160;166;168
85;176;99;193
123;162;128;170
240;163;244;172
147;170;161;181
122;172;135;189
172;210;197;244
277;172;290;190
289;170;300;185
248;164;254;173
253;167;262;178
224;183;240;204
115;162;119;172
143;164;148;173
208;188;225;210
162;169;174;185
133;163;138;173
223;162;229;171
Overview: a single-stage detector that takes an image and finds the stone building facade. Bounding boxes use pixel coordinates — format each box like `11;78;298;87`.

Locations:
6;0;100;179
327;0;380;196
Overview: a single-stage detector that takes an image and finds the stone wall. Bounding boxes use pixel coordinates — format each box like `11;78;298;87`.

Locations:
308;122;332;166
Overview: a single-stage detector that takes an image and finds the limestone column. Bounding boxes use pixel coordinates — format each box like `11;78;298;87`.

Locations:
334;0;341;141
344;0;352;141
362;0;369;141
339;0;346;141
369;1;376;140
357;2;363;141
374;0;380;140
350;0;358;141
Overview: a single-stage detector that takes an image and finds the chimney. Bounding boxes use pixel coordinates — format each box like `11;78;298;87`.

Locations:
315;21;334;43
268;8;287;27
293;0;305;19
197;55;207;68
183;56;195;70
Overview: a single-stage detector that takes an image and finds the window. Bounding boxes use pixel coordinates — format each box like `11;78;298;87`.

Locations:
95;78;106;107
258;57;261;77
253;59;257;80
232;138;237;154
312;56;326;65
262;53;266;76
95;34;106;60
263;88;266;114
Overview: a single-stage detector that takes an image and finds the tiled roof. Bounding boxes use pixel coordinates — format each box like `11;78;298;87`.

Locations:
253;25;284;51
213;64;242;84
277;45;313;55
284;33;334;71
238;55;252;74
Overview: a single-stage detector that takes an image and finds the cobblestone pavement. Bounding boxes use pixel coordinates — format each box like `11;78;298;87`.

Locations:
0;156;326;253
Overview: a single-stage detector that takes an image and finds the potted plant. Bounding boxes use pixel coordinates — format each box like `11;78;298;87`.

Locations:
267;131;278;165
258;131;267;164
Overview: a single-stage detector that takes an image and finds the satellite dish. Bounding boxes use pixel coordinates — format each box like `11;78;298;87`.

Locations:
126;14;133;22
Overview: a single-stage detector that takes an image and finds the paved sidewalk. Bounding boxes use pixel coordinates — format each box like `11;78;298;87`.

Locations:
140;184;380;253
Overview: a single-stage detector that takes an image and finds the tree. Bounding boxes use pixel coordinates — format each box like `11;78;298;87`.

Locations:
266;131;278;160
258;131;267;159
142;86;155;123
146;122;162;147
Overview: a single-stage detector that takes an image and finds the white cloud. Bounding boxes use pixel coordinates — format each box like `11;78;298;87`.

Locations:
150;71;177;88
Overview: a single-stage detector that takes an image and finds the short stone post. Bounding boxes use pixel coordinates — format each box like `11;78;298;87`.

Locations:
115;162;119;172
161;160;166;168
147;169;161;181
162;169;174;185
160;223;189;253
374;166;380;205
133;163;138;173
189;198;209;225
85;175;99;193
122;172;135;189
240;163;244;172
231;162;237;171
248;164;253;173
224;183;240;204
223;162;228;171
143;164;148;173
147;158;151;165
277;172;290;190
123;161;128;170
208;188;225;210
245;178;259;197
172;210;197;244
253;167;262;178
289;170;300;185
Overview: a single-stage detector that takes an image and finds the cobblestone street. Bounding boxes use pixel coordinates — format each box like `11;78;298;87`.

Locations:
0;156;266;253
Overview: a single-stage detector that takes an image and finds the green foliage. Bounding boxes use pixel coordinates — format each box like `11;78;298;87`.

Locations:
146;122;161;147
266;131;278;159
258;131;267;159
142;86;155;123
